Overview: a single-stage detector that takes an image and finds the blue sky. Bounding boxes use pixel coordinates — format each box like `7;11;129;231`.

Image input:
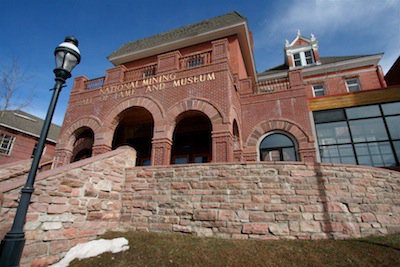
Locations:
1;0;399;125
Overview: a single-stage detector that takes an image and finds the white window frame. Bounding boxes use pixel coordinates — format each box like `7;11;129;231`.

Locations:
346;78;361;92
0;134;16;156
292;50;314;67
312;84;325;97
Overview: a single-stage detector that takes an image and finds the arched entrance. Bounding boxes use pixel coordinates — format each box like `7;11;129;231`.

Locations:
171;111;212;164
112;107;154;166
71;127;94;163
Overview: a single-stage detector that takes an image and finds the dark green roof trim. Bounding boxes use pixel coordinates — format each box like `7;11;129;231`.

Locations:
0;110;61;142
108;12;246;61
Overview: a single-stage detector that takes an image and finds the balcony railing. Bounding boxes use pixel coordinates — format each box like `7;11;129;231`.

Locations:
85;77;105;90
257;77;290;93
179;51;211;70
124;64;157;81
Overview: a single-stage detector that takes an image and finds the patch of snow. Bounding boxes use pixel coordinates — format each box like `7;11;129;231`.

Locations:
50;237;129;267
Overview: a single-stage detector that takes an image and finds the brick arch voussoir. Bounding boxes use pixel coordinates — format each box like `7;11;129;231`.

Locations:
103;96;165;133
59;116;102;151
246;119;311;148
165;98;226;139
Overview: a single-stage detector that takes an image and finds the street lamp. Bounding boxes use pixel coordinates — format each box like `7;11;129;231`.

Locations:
0;36;81;266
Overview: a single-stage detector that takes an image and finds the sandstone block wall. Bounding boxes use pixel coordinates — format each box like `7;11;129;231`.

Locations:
122;163;400;240
0;147;136;267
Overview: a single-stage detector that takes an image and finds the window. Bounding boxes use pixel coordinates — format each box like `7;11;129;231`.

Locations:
259;133;298;161
312;84;325;97
292;50;314;67
313;103;400;167
293;53;302;67
0;134;15;155
346;78;360;92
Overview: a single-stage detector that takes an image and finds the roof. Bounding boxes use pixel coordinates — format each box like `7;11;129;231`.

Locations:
385;56;400;86
108;12;247;63
0;110;61;142
258;54;383;76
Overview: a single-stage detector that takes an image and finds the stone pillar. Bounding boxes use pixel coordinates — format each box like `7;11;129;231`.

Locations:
212;130;233;163
92;144;112;156
151;138;172;166
104;65;127;85
71;76;88;94
211;38;229;63
52;148;73;168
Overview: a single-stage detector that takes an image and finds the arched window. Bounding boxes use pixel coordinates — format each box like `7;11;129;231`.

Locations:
259;133;298;161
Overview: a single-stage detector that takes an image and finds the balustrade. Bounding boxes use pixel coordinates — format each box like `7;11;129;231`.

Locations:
84;77;105;90
257;77;290;93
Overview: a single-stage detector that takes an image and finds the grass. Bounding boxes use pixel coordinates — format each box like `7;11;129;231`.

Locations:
70;231;400;267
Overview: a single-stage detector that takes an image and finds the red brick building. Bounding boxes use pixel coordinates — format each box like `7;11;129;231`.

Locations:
0;110;60;165
53;12;400;169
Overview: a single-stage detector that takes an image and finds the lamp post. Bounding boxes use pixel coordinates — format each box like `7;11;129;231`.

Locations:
0;36;81;266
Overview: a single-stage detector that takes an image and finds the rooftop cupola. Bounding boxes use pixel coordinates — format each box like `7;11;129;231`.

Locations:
285;30;321;69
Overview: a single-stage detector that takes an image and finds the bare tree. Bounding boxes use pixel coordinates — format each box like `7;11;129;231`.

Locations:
0;60;33;111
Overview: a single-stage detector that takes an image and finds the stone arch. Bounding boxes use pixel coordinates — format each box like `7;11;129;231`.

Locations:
166;98;225;139
246;119;312;149
58;115;102;151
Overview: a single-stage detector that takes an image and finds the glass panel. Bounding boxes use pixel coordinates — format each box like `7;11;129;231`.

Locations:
346;105;380;119
393;141;400;162
382;102;400;115
346;78;360;92
260;133;294;149
349;118;388;142
316;122;351;145
305;50;313;64
319;144;356;164
293;53;302;66
313;84;325;97
355;142;395;167
261;149;281;161
386;116;400;139
282;147;296;161
174;157;188;164
314;109;346;123
194;156;207;163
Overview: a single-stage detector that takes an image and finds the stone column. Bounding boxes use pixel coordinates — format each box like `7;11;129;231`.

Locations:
52;148;73;168
151;138;172;166
92;144;112;156
212;130;233;163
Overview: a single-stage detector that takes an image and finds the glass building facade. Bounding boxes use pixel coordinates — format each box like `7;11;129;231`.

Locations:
314;102;400;167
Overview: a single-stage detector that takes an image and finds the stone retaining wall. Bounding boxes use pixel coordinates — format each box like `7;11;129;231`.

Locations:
122;163;400;240
0;147;136;267
1;147;399;266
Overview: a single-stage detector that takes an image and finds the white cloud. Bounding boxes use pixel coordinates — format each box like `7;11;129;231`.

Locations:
256;0;400;72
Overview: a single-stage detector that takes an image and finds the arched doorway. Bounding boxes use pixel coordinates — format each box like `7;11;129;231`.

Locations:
71;127;94;163
112;107;154;166
171;111;212;164
259;132;298;161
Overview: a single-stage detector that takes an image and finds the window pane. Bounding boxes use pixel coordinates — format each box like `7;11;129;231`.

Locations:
305;50;313;64
174;157;188;164
314;109;346;123
313;84;325;97
386;116;400;139
349;118;388;142
261;149;281;161
382;102;400;115
355;142;395;167
346;105;380;119
394;141;400;161
316;122;351;145
282;147;297;161
320;144;356;164
260;133;294;149
346;78;360;92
